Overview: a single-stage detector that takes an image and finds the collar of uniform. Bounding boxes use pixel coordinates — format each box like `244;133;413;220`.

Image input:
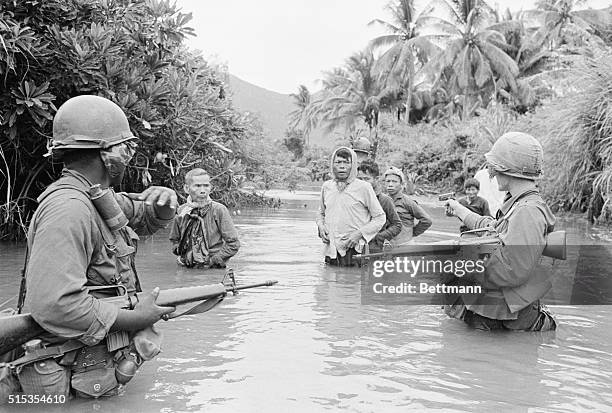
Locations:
36;168;95;203
390;192;404;201
499;188;538;216
62;168;95;188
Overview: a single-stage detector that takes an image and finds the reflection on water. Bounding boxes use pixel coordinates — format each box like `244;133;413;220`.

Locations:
1;200;611;412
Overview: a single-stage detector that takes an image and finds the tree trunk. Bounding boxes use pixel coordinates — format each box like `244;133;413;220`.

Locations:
405;65;414;124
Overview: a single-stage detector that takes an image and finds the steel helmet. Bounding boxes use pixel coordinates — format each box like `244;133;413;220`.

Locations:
485;132;543;180
48;95;136;154
352;137;371;155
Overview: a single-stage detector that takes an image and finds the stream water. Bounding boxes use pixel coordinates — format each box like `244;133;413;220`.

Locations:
1;193;611;412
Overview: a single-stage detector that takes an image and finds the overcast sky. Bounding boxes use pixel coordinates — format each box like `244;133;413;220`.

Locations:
176;0;610;94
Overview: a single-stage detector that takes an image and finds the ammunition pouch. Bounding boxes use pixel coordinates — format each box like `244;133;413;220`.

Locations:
8;330;140;400
69;336;128;398
72;367;118;399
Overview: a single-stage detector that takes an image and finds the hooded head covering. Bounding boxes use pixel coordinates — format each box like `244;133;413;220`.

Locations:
330;146;358;191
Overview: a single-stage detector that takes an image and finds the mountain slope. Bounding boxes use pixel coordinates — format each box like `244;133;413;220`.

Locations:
227;74;292;141
227;74;330;147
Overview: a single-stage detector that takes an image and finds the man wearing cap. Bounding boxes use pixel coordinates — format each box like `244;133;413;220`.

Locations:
356;160;402;252
384;166;432;244
11;95;176;397
316;147;385;266
444;132;557;331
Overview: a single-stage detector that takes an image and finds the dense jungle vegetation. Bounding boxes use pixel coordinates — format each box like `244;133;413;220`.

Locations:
1;0;611;239
286;0;612;222
0;0;273;239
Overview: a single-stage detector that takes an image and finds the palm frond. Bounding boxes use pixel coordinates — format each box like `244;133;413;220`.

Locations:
368;18;402;34
369;34;403;51
417;16;462;36
478;42;519;91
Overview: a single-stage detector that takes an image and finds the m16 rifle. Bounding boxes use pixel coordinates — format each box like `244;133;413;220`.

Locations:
0;271;277;357
356;229;566;261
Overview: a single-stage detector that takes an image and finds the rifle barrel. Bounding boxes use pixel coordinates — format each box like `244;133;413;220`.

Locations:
231;280;278;291
0;280;278;357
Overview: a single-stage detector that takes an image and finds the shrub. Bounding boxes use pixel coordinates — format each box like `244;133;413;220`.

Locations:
0;0;265;239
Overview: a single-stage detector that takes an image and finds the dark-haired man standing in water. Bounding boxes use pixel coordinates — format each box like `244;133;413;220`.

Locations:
316;147;385;266
357;160;402;252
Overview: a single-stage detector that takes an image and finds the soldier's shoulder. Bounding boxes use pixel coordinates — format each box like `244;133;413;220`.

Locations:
38;186;92;213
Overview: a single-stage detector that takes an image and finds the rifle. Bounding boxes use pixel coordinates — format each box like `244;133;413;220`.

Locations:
357;235;502;260
356;230;566;260
438;192;456;201
0;277;278;357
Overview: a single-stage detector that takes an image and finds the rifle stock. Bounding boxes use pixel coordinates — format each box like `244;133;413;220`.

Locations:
0;280;278;357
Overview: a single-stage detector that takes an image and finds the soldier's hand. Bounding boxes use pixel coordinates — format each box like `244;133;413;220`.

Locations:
317;224;330;243
127;186;178;219
444;199;470;221
134;287;176;325
444;199;461;215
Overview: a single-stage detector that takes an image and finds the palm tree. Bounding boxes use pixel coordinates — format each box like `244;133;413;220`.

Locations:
487;8;551;111
421;0;519;110
288;85;314;143
530;0;594;50
308;50;388;141
368;0;439;123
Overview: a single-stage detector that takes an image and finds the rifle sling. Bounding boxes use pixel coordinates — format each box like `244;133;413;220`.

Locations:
7;339;86;369
167;294;225;319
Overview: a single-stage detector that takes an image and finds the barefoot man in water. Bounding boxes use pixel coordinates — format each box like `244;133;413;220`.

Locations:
444;132;557;331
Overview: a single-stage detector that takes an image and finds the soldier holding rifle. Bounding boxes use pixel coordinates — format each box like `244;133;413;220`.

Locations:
3;95;177;399
444;132;557;331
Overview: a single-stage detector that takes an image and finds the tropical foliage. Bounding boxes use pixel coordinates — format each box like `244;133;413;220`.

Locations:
287;0;610;218
368;0;439;123
0;0;268;239
523;55;612;220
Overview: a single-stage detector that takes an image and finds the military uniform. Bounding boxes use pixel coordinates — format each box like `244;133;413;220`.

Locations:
15;168;172;397
446;132;557;331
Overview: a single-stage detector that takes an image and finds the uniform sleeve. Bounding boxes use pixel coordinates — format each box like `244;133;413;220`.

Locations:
374;196;402;243
26;198;118;346
116;192;173;237
358;185;385;242
215;206;241;260
463;211;497;230
410;200;432;237
480;206;547;289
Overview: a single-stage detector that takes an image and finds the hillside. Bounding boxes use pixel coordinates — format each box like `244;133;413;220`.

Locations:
227;74;331;147
227;74;292;142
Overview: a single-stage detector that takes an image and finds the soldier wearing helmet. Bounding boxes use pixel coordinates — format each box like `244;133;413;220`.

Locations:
444;132;557;331
352;136;372;163
15;95;176;398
